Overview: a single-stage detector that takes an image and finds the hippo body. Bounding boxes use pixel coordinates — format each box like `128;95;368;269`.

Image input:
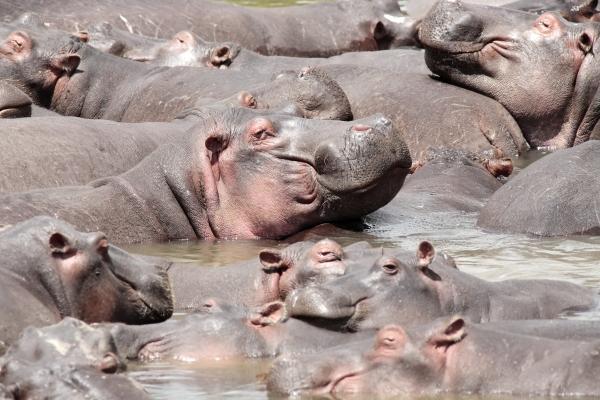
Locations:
0;109;410;244
419;0;600;149
268;316;600;397
478;141;600;236
1;0;410;56
0;318;149;399
483;319;600;342
0;217;173;347
320;65;528;157
285;242;597;330
0;81;31;118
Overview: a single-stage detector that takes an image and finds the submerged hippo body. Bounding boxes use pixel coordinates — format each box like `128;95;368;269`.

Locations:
286;242;596;331
0;109;411;244
366;149;512;233
2;0;410;56
419;0;600;149
0;217;173;347
0;26;352;122
320;65;528;157
268;316;600;397
478;141;600;236
169;240;377;312
0;318;149;399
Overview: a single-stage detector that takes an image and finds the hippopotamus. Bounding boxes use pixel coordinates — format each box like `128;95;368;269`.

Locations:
482;319;600;341
317;64;528;157
285;241;597;331
0;216;173;347
168;240;378;312
0;24;353;122
1;0;413;57
504;0;600;21
102;300;373;363
0;81;31;118
0;108;410;244
0;318;149;399
419;0;600;149
366;149;513;233
267;316;600;397
478;141;600;236
0;71;352;193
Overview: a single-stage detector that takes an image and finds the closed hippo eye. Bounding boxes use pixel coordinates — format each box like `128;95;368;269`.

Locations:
247;117;276;142
378;258;401;275
318;251;341;263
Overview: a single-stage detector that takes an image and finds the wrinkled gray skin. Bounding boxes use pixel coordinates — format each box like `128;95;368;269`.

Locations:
367;149;512;232
169;240;377;312
0;318;149;399
0;71;352;193
0;217;173;347
267;316;600;397
320;64;528;157
0;109;410;244
420;0;600;149
1;0;414;56
104;301;373;363
478;140;600;235
286;241;596;331
0;25;353;122
0;80;31;118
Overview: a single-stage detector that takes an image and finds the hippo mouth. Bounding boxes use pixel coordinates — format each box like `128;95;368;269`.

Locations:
420;34;515;55
115;267;173;322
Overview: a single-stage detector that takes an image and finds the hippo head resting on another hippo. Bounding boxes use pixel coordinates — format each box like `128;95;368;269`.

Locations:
183;108;411;239
419;0;600;149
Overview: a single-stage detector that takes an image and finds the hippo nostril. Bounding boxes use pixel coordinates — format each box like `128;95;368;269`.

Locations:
351;124;372;132
446;13;483;41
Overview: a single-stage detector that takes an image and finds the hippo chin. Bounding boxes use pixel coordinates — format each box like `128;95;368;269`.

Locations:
0;216;173;347
419;0;600;149
0;108;411;243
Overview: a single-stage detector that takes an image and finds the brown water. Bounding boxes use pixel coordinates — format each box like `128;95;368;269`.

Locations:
122;148;600;399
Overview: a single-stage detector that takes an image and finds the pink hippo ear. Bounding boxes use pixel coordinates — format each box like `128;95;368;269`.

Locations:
0;31;33;61
210;45;234;67
49;53;81;76
370;325;408;362
250;301;287;327
237;91;257;109
49;231;75;257
416;241;441;282
259;249;288;273
426;316;467;356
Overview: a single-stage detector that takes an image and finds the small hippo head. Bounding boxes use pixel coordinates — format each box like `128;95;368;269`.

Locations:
0;80;32;118
123;30;240;68
267;316;468;396
189;108;411;239
0;25;82;107
419;0;600;149
0;318;148;399
285;241;447;331
0;216;173;324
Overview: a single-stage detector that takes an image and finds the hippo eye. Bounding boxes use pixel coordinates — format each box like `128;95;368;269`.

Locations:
94;268;101;277
317;251;342;263
253;128;275;141
379;259;400;275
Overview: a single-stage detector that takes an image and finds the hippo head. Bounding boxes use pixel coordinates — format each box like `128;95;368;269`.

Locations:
267;316;468;396
0;216;173;324
123;30;240;68
419;0;600;149
285;242;446;331
0;318;148;399
118;300;288;362
190;108;411;239
0;25;81;107
184;67;353;121
0;80;32;118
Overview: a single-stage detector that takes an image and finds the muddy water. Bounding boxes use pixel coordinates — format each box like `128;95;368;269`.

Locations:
122;149;600;399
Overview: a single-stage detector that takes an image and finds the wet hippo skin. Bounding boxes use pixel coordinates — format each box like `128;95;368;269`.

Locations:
0;109;411;244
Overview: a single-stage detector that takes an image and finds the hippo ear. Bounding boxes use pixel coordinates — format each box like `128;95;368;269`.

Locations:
0;31;33;60
370;325;408;362
49;53;81;75
237;91;257;109
416;241;435;267
259;249;289;273
73;30;90;43
426;316;467;354
250;301;287;327
49;232;74;257
210;45;234;67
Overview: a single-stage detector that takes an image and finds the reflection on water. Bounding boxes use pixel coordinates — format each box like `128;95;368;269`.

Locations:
122;149;600;399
